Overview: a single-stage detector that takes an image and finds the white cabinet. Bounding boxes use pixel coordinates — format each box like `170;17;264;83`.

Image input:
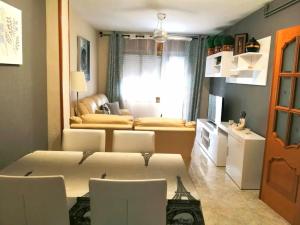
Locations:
195;119;266;190
225;128;265;189
196;119;228;166
205;51;234;77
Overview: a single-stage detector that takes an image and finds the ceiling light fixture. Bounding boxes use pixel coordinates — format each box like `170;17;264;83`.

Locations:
153;13;168;43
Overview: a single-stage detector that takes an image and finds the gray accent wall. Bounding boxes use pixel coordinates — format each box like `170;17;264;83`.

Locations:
209;0;300;136
0;0;47;169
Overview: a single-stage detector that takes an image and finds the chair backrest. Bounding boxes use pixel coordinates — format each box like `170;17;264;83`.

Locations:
62;129;105;152
112;130;155;153
89;179;167;225
0;175;69;225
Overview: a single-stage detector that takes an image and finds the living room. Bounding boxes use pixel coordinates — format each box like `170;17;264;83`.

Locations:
0;0;300;225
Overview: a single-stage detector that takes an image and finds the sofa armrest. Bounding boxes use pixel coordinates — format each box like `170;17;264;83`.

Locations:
120;109;131;116
70;116;82;124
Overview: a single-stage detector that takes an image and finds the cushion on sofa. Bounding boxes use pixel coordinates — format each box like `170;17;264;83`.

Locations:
107;102;121;115
78;94;109;115
92;94;109;106
134;117;186;127
81;114;133;125
100;103;111;114
78;98;98;115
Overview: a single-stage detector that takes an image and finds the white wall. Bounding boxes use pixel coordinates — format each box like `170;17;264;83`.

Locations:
69;6;99;101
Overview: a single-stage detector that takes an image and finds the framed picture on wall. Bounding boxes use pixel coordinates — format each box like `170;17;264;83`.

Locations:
77;36;90;81
0;0;23;65
234;33;248;55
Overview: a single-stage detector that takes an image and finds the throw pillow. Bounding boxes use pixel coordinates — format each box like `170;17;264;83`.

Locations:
100;103;111;114
107;102;121;115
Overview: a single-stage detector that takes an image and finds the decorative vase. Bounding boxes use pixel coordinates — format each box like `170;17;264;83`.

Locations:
222;45;233;51
246;37;260;52
214;46;222;53
208;48;215;56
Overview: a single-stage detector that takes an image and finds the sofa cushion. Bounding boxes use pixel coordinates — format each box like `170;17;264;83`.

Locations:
71;123;133;129
100;103;111;114
134;126;195;132
81;114;133;125
134;117;186;127
107;102;121;115
78;98;98;115
77;94;109;115
92;94;109;107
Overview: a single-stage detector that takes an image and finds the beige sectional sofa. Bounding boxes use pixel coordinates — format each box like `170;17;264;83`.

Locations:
70;94;195;164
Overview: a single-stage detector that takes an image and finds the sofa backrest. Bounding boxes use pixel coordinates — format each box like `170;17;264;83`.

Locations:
78;94;109;115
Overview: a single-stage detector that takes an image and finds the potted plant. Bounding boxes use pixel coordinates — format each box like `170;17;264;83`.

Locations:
214;36;222;53
222;35;234;51
206;36;215;56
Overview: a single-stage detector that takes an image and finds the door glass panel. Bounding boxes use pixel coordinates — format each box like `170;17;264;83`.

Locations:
289;114;300;145
275;111;288;142
295;78;300;109
282;40;296;72
278;77;291;107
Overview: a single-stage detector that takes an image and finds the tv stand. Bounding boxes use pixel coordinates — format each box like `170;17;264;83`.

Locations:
195;119;228;166
194;119;266;189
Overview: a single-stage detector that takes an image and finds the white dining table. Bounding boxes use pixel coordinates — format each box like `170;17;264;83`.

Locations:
0;150;205;225
0;150;199;201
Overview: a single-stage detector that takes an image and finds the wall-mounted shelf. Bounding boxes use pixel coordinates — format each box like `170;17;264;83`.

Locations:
226;36;272;86
205;51;234;77
233;52;263;59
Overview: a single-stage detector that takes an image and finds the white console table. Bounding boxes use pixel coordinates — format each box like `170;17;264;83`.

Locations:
195;119;265;190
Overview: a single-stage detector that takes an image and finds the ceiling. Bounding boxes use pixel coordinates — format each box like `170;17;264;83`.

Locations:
70;0;272;34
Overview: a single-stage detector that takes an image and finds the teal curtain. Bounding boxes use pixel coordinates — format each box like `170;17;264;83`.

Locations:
106;32;123;102
188;36;207;120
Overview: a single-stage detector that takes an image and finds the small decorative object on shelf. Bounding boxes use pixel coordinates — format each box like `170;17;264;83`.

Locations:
222;35;234;51
206;36;215;56
234;33;248;55
246;37;260;52
214;36;223;53
232;111;246;130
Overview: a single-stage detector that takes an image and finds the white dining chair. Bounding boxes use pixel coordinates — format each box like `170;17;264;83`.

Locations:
112;130;155;153
62;129;106;152
0;175;69;225
89;178;167;225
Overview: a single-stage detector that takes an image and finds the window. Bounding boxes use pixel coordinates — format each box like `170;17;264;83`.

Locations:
120;39;191;119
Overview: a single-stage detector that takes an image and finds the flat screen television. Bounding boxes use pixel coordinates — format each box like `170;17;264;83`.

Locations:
207;94;223;124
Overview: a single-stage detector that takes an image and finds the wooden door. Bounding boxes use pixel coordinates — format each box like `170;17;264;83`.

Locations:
260;25;300;224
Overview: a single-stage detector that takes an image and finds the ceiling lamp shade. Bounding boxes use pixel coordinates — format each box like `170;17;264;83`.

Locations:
153;13;168;43
71;71;87;92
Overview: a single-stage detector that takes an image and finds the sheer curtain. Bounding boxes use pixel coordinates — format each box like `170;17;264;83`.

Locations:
160;40;191;119
120;38;192;119
121;39;161;117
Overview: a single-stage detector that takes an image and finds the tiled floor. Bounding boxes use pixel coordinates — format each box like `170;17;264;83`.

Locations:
188;147;290;225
